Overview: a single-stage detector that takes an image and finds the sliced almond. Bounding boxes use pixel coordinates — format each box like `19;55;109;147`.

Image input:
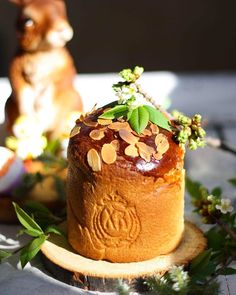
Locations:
142;129;152;136
136;142;155;154
139;149;151;162
89;129;105;140
87;149;101;171
84;118;98;127
155;134;169;154
119;129;139;145
70;126;81;138
97;118;113;126
124;145;139;157
111;139;120;151
76;114;85;123
108;122;132;132
101;143;117;164
153;152;163;160
136;142;155;162
150;124;159;134
131;130;145;137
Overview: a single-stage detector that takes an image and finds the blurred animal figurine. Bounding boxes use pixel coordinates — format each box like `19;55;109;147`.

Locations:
6;0;82;138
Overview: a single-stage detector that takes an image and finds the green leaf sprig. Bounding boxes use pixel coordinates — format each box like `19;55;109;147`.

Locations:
99;66;171;134
172;111;206;150
12;202;64;268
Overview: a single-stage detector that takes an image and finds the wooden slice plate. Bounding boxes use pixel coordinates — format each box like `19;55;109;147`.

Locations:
41;221;206;281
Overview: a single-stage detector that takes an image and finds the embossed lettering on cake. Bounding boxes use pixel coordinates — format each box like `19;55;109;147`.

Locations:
92;194;141;247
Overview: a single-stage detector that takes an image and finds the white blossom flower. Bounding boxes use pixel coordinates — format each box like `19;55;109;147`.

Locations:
172;282;180;291
13;115;44;138
116;83;146;107
169;265;189;291
16;137;47;160
215;198;234;214
207;195;214;201
6;115;47;160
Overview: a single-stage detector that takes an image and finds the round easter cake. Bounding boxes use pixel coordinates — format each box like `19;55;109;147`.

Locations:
67;109;185;262
66;67;190;263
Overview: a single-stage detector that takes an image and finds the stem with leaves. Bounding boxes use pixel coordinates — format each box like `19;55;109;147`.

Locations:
4;203;65;268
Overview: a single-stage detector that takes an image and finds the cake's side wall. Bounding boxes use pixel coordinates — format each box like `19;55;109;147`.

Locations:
67;159;185;263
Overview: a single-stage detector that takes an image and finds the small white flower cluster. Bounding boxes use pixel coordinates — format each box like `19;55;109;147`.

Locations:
215;198;234;214
6;115;47;160
116;83;146;108
168;265;190;292
207;195;234;214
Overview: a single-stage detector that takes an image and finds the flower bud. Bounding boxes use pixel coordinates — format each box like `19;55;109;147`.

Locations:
120;69;135;82
189;139;198;150
177;130;188;144
179;115;191;126
197;127;206;138
196;138;206;147
193;114;202;123
184;126;192;136
133;66;144;78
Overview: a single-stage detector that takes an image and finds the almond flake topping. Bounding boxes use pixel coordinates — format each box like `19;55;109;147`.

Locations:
138;149;151;162
155;134;169;154
108;122;132;132
89;129;105;140
110;140;120;151
124;145;139;157
70;126;81;138
84;118;98;127
131;130;145;137
101;144;117;164
142;129;152;136
153;152;163;161
87;149;101;172
97;118;113;126
119;129;139;145
136;142;155;162
150;124;159;134
136;142;155;154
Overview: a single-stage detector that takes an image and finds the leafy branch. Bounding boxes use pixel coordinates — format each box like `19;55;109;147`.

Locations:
1;203;65;269
99;66;206;151
99;66;171;134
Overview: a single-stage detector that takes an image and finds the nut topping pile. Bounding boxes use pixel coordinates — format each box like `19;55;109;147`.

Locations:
71;114;170;172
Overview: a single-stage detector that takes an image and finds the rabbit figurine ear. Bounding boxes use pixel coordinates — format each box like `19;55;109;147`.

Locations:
9;0;33;5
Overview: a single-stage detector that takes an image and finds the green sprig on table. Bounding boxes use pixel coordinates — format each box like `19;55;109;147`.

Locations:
0;202;64;269
14;202;64;268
